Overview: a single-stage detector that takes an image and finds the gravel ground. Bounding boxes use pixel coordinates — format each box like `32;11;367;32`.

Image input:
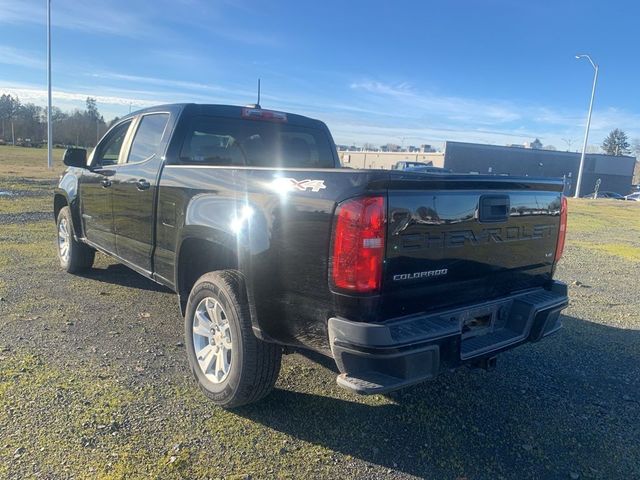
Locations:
0;189;52;197
1;151;639;479
0;211;52;224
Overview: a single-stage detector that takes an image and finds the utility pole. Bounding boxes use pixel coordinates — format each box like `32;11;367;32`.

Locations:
47;0;53;169
574;54;599;198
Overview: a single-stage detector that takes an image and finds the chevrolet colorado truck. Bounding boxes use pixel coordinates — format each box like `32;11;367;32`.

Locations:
54;103;569;407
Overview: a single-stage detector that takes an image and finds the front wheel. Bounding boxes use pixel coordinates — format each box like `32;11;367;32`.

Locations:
56;206;95;273
184;270;282;408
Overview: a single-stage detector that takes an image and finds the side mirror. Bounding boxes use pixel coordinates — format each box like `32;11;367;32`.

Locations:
63;148;88;168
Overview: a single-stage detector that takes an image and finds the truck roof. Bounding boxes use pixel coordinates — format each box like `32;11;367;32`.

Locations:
127;103;327;128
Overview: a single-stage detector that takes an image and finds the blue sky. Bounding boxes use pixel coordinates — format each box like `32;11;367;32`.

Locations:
0;0;638;150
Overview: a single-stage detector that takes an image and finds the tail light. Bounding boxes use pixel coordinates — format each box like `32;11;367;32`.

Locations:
555;196;568;262
331;196;386;293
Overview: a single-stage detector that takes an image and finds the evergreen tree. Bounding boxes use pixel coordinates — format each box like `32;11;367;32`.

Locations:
601;129;631;156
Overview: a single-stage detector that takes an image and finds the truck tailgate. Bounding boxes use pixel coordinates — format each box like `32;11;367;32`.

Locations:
383;176;563;315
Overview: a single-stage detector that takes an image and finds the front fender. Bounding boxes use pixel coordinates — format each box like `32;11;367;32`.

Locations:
54;169;82;239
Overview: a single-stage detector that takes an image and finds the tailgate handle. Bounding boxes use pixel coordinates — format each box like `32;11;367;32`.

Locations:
479;195;510;223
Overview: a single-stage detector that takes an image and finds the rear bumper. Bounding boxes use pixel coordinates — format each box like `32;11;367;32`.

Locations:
329;281;568;394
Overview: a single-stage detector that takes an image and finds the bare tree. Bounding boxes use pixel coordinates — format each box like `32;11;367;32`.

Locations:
0;94;21;144
0;96;110;148
562;138;574;152
633;139;640;185
586;144;602;154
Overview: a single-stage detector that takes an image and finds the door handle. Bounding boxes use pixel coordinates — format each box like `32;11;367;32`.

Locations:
94;168;115;177
136;179;151;191
101;178;112;188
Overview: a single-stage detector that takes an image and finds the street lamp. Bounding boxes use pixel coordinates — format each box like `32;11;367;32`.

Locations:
47;0;52;169
574;54;598;198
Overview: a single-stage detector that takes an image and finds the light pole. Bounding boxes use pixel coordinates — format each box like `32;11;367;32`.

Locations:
46;0;52;169
574;54;598;198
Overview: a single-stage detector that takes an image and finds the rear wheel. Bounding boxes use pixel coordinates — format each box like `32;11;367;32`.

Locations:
184;270;282;408
56;206;95;273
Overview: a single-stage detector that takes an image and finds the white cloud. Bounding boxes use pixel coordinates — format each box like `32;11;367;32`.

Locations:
87;72;255;98
2;73;639;152
0;0;282;46
0;45;43;69
347;79;640;149
0;76;267;119
326;119;537;148
0;0;157;38
588;107;640;133
0;84;161;119
350;80;522;124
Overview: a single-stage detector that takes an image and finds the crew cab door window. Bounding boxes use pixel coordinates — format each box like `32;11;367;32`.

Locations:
126;113;170;164
92;120;132;167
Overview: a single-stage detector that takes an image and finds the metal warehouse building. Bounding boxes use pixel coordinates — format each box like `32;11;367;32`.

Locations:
444;141;636;197
339;142;636;196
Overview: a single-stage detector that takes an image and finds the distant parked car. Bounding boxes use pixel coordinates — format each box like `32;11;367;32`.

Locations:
624;192;640;201
405;165;452;174
582;191;625;200
393;160;433;170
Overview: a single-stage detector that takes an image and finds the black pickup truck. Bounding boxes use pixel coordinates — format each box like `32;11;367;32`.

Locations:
54;103;569;407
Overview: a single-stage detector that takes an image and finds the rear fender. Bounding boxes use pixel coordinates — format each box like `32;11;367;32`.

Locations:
176;193;273;340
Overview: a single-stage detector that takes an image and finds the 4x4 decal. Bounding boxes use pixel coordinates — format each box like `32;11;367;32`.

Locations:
272;177;327;193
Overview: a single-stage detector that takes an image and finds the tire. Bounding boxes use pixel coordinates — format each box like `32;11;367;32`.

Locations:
184;270;282;408
56;206;95;273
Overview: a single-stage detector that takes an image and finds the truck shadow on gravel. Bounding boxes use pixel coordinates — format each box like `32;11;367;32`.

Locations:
237;315;640;479
77;264;173;293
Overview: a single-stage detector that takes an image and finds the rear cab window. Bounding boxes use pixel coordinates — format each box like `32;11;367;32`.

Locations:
179;115;336;168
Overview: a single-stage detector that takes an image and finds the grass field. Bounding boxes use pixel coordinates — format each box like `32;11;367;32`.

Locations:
1;145;639;479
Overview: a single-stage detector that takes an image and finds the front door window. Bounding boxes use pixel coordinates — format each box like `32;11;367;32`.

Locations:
92;120;132;167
